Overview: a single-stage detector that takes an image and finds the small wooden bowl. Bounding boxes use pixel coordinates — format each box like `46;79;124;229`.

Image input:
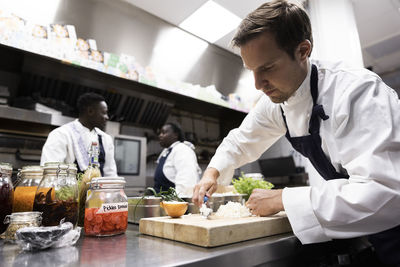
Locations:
160;201;188;218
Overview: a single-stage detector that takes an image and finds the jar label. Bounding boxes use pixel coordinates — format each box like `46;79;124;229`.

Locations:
96;202;128;214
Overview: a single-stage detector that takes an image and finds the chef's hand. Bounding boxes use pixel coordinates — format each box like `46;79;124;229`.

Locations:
192;167;219;207
246;189;284;216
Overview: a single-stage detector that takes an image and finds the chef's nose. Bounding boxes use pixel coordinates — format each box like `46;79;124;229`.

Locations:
254;72;265;90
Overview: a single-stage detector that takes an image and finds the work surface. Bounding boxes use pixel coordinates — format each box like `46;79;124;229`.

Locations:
140;212;292;247
1;224;301;267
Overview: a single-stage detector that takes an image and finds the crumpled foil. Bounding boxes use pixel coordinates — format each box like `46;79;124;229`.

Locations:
15;222;81;251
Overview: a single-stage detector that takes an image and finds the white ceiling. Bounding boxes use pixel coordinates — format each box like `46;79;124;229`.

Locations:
352;0;400;75
124;0;400;80
123;0;269;54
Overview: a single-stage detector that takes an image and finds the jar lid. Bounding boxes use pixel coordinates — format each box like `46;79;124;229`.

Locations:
67;163;78;170
20;165;43;173
44;162;77;169
0;162;12;171
4;211;42;224
43;162;77;174
90;177;126;185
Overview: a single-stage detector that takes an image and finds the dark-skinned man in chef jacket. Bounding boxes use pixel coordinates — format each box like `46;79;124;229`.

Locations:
192;1;400;266
41;92;117;176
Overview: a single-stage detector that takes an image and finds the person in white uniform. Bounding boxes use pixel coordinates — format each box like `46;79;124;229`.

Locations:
192;1;400;265
154;122;201;196
41;92;117;177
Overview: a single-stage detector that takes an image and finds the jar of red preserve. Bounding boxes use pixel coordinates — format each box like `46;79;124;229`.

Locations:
0;162;13;234
84;177;128;237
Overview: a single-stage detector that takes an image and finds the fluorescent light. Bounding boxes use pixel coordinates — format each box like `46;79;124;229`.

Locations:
2;0;61;24
179;1;241;43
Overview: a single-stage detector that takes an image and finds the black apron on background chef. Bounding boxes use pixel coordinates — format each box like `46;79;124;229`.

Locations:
281;64;400;266
153;123;183;193
154;147;175;193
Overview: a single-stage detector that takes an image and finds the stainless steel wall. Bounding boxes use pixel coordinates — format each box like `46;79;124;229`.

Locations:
1;0;286;179
49;0;245;96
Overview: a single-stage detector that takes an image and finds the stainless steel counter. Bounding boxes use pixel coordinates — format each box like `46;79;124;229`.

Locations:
1;224;303;267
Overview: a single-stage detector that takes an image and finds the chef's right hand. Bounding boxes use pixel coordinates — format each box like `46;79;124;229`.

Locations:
192;167;219;207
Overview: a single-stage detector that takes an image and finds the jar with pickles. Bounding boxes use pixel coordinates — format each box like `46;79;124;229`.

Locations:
13;165;43;212
78;141;101;227
33;163;78;226
0;162;13;234
84;177;128;236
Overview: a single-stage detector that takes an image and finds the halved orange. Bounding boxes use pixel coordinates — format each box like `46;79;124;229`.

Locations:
160;201;188;218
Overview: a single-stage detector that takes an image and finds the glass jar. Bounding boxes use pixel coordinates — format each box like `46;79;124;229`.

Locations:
13;165;43;212
33;163;78;226
84;177;128;237
78;141;102;227
0;162;13;234
3;211;42;241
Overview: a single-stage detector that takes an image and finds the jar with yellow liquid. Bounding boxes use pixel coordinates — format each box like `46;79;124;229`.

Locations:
13;165;43;212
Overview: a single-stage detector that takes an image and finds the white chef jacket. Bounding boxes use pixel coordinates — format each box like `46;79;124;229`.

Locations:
157;141;201;197
41;119;118;177
209;59;400;244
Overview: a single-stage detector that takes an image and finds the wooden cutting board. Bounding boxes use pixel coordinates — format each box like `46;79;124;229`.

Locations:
139;212;292;247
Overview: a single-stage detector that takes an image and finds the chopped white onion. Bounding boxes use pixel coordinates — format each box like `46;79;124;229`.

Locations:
215;201;251;218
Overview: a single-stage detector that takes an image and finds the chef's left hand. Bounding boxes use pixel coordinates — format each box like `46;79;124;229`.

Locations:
246;189;284;216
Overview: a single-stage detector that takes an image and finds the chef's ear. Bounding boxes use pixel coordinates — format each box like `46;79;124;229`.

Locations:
87;105;95;116
296;39;312;61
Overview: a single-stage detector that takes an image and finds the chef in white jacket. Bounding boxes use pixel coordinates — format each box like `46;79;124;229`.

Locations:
41;92;117;176
192;1;400;265
154;122;201;196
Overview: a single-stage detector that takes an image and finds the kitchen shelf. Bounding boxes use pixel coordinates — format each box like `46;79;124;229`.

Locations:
0;43;246;135
0;106;51;125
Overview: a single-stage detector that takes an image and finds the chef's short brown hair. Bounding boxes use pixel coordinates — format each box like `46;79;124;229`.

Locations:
231;0;313;59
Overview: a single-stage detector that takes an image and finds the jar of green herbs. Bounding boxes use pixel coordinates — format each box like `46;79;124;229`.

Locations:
33;163;78;226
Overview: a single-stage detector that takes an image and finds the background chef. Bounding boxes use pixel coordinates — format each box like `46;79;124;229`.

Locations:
41;92;117;176
154;122;201;196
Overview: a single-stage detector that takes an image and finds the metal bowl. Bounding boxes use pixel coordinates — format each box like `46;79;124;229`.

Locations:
128;196;166;224
182;197;200;214
182;193;246;214
207;195;225;211
182;196;225;214
223;193;247;205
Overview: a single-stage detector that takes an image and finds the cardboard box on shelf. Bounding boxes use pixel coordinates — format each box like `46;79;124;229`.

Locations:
0;11;27;49
48;24;77;60
25;23;52;57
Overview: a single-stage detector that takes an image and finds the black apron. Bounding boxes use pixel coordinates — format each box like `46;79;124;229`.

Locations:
281;64;400;266
154;147;175;193
75;134;105;176
97;134;106;176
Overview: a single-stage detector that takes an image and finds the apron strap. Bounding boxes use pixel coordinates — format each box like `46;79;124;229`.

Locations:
97;134;106;176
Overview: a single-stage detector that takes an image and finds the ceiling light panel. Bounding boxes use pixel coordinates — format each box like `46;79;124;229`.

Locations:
179;0;242;43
